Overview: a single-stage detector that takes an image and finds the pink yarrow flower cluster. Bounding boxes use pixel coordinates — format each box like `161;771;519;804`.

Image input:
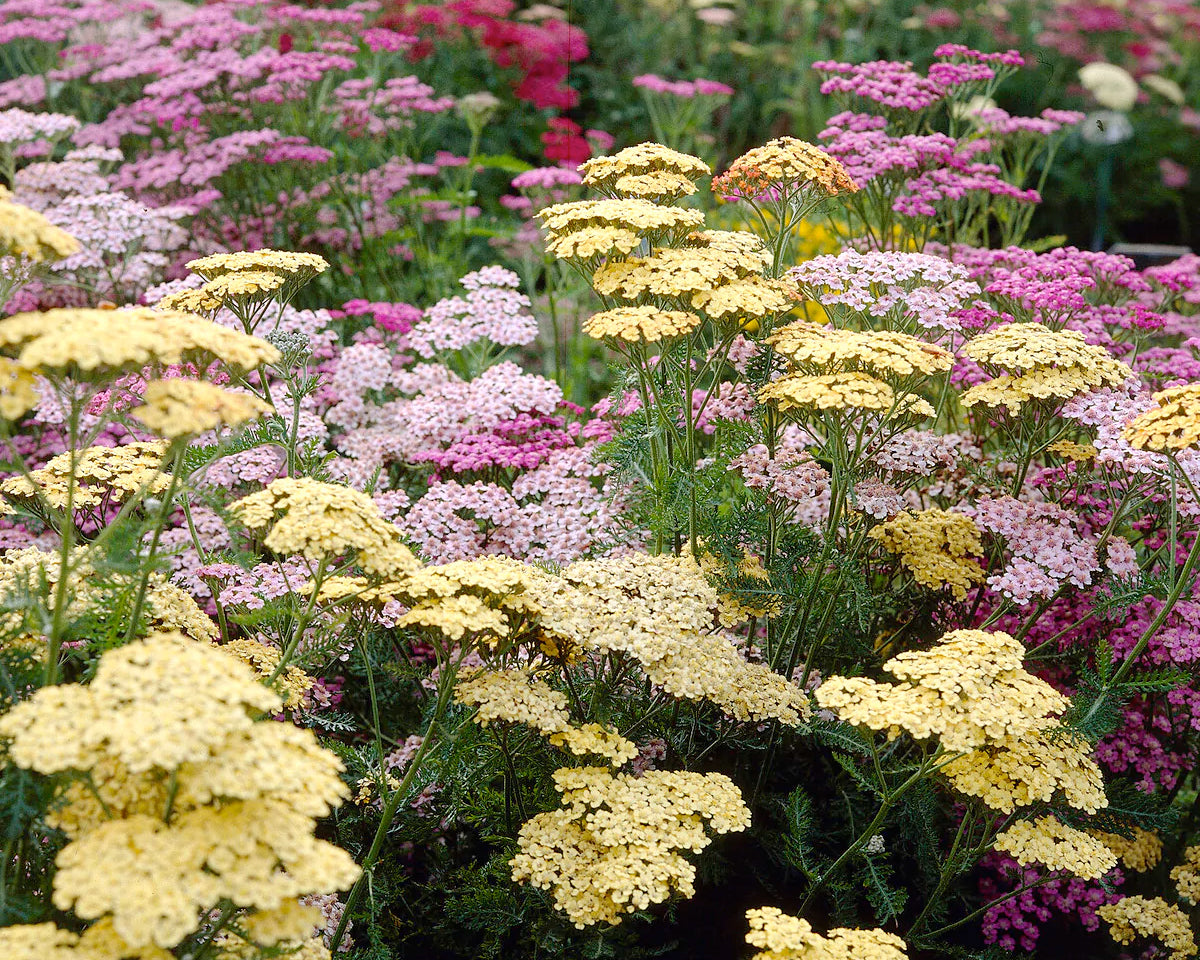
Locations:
632;74;734;98
409;266;538;357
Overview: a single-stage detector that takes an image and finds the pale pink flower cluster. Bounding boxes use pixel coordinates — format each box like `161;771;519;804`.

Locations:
409;267;537;357
632;74;734;98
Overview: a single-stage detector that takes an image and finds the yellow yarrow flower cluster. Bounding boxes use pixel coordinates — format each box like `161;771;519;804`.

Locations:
940;724;1106;814
1047;439;1097;461
0;441;170;512
230;477;420;578
1123;383;1200;453
579;142;711;195
0;919;173;960
0;185;80;262
960;322;1130;413
993;816;1118;879
583;305;703;343
1172;845;1200;902
712;137;859;199
539;197;704;248
768;321;954;378
541;554;810;725
454;668;637;765
744;907;908;960
0;632;358;951
220;636;315;710
510;765;750;927
132;379;273;439
0;356;37;420
1099;896;1198;960
868;508;986;599
815;629;1068;753
1092;828;1162;873
0;307;280;375
186;248;329;284
758;372;933;419
593;246;771;299
545;225;642;260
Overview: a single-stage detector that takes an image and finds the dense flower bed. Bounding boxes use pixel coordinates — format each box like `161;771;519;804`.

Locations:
0;3;1199;960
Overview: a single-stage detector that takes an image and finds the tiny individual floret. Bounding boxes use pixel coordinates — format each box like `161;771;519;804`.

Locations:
1098;896;1197;960
133;379;273;439
582;305;702;343
745;907;908;960
1123;383;1200;453
993;816;1118;879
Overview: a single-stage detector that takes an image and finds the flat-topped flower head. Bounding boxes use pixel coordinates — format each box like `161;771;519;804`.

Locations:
940;722;1106;813
537;198;704;244
994;816;1118;879
545;225;642;261
691;276;798;320
583;305;703;343
964;322;1124;371
612;171;699;201
767;322;954;377
1;441;171;511
0;308;280;375
1123;383;1200;453
229;477;419;578
133;380;273;440
0;357;37;420
0;186;80;262
155;287;223;318
745;907;909;960
185;248;329;284
1099;897;1197;960
579;142;711;193
758;372;933;420
817;628;1069;752
868;509;985;599
713;137;858;201
201;269;287;305
592;246;769;300
510;765;749;927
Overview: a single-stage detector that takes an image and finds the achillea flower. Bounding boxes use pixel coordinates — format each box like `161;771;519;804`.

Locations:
583;305;702;343
132;379;273;439
545;225;641;260
186;248;329;284
592;246;770;300
1;441;171;511
1172;846;1200;902
229;478;419;577
691;276;798;319
868;509;985;598
1123;384;1200;453
579;142;711;193
455;669;637;765
1093;828;1162;873
993;817;1118;879
1098;897;1197;960
767;322;954;377
0;308;280;374
959;322;1131;413
537;198;704;244
612;170;699;201
0;633;358;951
200;268;287;305
0;185;80;262
510;766;750;927
759;372;923;416
0;357;38;420
941;723;1106;813
745;907;908;960
712;137;858;201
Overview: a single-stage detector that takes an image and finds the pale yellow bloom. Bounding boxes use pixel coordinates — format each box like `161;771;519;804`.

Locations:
993;816;1117;879
132;379;272;439
1099;896;1197;960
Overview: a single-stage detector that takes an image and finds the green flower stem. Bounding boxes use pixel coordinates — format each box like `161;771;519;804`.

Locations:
124;443;187;642
329;650;462;953
267;555;329;682
799;747;943;913
908;803;977;935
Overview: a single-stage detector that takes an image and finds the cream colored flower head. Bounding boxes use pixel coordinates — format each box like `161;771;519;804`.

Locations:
0;307;280;375
133;379;273;439
186;248;329;283
579;142;711;192
229;477;420;577
1079;62;1139;112
583;305;703;343
0;188;80;262
1123;383;1200;453
713;137;858;198
994;816;1117;879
